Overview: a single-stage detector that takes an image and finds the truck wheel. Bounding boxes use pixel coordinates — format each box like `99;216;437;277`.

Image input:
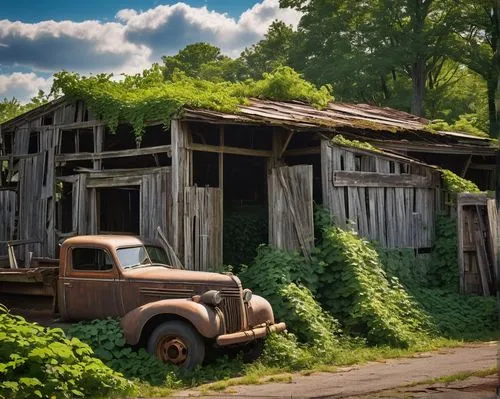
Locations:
147;320;205;370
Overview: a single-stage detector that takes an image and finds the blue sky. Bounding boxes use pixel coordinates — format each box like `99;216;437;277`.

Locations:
0;0;301;101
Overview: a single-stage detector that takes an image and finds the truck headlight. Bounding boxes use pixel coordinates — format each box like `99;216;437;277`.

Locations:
243;289;253;303
200;290;222;306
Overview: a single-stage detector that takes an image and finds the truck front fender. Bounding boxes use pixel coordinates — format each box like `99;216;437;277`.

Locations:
121;299;223;346
247;294;275;328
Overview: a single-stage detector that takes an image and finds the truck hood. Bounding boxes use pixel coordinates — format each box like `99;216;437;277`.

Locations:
121;266;240;292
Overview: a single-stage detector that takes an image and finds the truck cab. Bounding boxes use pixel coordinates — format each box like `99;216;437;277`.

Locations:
55;235;285;368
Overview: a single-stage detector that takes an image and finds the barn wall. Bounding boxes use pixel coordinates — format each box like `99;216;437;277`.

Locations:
321;141;441;249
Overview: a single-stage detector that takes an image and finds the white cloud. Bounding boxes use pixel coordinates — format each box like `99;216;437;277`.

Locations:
0;18;151;73
0;0;302;99
119;0;301;57
0;72;52;102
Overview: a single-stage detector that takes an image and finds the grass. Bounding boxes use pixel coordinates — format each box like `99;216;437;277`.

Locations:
404;366;498;387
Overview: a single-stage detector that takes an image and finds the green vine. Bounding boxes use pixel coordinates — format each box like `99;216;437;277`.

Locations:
52;66;332;138
331;134;381;152
440;169;480;195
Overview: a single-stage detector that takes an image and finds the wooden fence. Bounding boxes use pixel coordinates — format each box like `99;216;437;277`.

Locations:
321;141;440;248
183;187;223;271
268;165;314;260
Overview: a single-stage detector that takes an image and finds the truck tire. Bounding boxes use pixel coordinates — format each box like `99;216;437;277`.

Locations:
147;320;205;370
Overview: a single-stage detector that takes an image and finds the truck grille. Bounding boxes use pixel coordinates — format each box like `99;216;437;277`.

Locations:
220;288;243;333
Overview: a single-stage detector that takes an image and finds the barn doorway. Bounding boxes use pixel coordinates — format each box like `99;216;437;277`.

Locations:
98;186;140;235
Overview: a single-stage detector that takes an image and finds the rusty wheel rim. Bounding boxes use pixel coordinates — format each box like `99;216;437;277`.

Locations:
156;336;188;365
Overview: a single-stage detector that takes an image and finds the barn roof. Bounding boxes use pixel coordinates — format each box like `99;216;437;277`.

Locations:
1;96;493;152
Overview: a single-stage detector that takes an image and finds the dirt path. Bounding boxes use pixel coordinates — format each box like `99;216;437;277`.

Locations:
176;342;498;398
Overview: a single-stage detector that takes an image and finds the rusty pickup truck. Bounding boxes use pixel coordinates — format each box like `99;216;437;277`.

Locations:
0;235;286;369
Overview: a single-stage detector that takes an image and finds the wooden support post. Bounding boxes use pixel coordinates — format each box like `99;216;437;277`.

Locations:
457;196;465;294
219;126;224;189
171;119;191;261
93;125;104;171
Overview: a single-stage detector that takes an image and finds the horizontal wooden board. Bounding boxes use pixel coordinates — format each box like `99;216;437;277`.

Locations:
333;171;435;188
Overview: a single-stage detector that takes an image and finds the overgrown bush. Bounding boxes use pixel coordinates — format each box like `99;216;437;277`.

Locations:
67;318;181;385
427;215;459;290
259;332;314;370
377;248;430;288
317;227;435;347
238;245;320;321
279;283;340;352
411;288;498;338
0;306;134;399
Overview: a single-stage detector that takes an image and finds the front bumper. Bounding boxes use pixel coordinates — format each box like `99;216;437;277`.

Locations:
215;322;287;346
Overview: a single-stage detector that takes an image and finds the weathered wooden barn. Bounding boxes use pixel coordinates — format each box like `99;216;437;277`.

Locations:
0;97;496;276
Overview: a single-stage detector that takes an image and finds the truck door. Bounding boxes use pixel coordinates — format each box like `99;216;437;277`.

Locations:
61;246;121;320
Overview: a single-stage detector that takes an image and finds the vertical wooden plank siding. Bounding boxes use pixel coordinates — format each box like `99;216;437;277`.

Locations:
268;165;314;259
140;169;171;241
457;194;497;295
183;187;223;271
0;190;16;256
321;140;438;249
171;119;191;262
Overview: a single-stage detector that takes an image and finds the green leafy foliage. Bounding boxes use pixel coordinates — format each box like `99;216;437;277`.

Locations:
316;227;434;347
259;332;315;370
427;215;459;290
67;318;179;385
377;248;430;288
52;66;332;138
440;169;481;195
238;245;320;323
279;283;340;352
411;289;498;338
223;205;268;268
331;135;380;152
427;117;489;138
235;67;332;108
0;306;134;399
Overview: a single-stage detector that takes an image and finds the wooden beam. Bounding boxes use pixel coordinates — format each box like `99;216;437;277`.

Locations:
86;176;143;188
55;144;172;162
57;121;105;130
374;141;495;156
469;163;495;170
283;147;321;157
332;171;435;188
279;131;294;158
461;154;473;177
187;142;272;157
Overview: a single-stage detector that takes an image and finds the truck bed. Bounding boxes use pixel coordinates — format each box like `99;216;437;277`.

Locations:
0;266;59;296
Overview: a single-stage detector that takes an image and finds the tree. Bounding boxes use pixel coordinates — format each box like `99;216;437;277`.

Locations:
452;0;500;136
161;42;244;82
280;0;462;116
240;20;296;80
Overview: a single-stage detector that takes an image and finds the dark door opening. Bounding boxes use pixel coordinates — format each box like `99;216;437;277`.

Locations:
98;186;139;235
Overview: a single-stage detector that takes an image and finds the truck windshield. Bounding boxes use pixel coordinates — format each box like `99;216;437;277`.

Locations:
145;246;170;265
117;246;151;269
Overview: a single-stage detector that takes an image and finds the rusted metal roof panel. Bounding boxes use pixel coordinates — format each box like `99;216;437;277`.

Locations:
183;99;491;145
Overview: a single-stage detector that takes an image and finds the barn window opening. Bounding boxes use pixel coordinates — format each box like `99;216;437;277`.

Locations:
1;132;12;155
98;186;139;235
28;131;40;154
41;113;54;126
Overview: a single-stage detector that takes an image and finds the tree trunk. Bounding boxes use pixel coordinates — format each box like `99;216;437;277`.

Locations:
411;57;426;117
488;74;498;137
